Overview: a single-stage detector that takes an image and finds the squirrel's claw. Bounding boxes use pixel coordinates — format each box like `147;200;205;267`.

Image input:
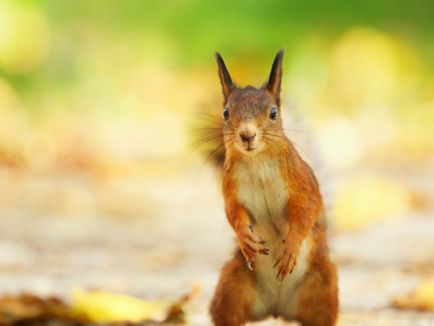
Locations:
260;248;270;255
275;255;295;281
238;224;269;267
274;243;298;282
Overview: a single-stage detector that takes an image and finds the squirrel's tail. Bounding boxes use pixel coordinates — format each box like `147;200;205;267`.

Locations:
190;107;225;169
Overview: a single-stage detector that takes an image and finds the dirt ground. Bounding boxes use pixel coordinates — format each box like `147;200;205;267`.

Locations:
0;160;433;325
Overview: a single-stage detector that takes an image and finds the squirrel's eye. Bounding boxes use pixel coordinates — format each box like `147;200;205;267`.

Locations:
223;108;230;120
269;107;278;120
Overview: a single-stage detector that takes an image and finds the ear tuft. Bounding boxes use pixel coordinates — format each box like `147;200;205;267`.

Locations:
266;49;284;105
215;52;234;101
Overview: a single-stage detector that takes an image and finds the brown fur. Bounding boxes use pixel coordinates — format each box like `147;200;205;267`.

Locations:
209;50;338;325
295;220;338;326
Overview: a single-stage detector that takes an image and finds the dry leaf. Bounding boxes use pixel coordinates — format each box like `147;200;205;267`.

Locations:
0;293;88;325
71;288;171;323
71;285;201;324
392;280;434;312
0;286;200;326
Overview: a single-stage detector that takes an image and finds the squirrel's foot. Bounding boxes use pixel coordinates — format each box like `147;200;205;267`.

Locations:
237;224;268;270
274;241;299;281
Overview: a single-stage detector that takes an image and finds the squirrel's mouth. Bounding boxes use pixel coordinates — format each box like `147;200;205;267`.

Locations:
233;134;263;154
237;141;261;154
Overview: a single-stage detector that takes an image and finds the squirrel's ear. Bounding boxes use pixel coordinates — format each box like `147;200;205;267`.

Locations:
215;52;234;101
266;49;284;104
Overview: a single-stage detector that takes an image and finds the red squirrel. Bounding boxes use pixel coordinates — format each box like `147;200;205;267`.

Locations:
208;50;338;325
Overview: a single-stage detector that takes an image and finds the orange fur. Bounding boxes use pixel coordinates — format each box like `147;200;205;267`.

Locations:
210;50;338;325
210;251;257;326
295;220;338;326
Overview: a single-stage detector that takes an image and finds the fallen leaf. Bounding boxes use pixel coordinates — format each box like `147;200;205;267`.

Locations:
0;286;200;326
392;280;434;312
71;288;169;323
0;293;88;325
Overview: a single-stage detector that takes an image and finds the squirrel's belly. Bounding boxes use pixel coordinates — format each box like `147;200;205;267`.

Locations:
233;155;310;318
251;236;312;319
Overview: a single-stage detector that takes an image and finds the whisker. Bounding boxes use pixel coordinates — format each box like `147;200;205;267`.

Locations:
200;137;234;170
277;127;311;135
189;130;228;147
262;133;289;144
181;134;226;167
191;130;234;138
190;129;235;137
263;133;314;164
192;112;222;119
262;136;282;150
191;135;225;149
191;127;224;131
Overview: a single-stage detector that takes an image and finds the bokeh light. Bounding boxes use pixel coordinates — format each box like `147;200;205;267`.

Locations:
0;1;433;324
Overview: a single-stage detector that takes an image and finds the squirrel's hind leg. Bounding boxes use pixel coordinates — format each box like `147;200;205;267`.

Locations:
290;261;338;326
210;251;265;326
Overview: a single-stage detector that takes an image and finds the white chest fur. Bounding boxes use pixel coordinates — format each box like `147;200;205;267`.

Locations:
233;154;311;319
234;154;289;238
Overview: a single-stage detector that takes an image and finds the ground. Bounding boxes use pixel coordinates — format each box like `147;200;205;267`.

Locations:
0;161;433;325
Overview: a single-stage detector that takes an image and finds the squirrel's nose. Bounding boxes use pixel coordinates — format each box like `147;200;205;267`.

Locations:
240;131;256;143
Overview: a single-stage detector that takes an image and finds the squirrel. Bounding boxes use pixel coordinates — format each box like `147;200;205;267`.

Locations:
206;50;338;326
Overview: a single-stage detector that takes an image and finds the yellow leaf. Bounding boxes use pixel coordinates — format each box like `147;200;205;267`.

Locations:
71;288;169;323
393;280;434;312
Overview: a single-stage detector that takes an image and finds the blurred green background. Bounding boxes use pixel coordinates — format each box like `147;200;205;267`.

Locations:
0;0;433;172
0;1;433;324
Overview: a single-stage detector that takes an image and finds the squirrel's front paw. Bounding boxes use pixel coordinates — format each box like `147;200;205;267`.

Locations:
274;240;299;281
237;224;268;270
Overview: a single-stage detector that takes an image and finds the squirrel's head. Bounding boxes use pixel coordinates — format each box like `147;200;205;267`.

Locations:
215;50;285;156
